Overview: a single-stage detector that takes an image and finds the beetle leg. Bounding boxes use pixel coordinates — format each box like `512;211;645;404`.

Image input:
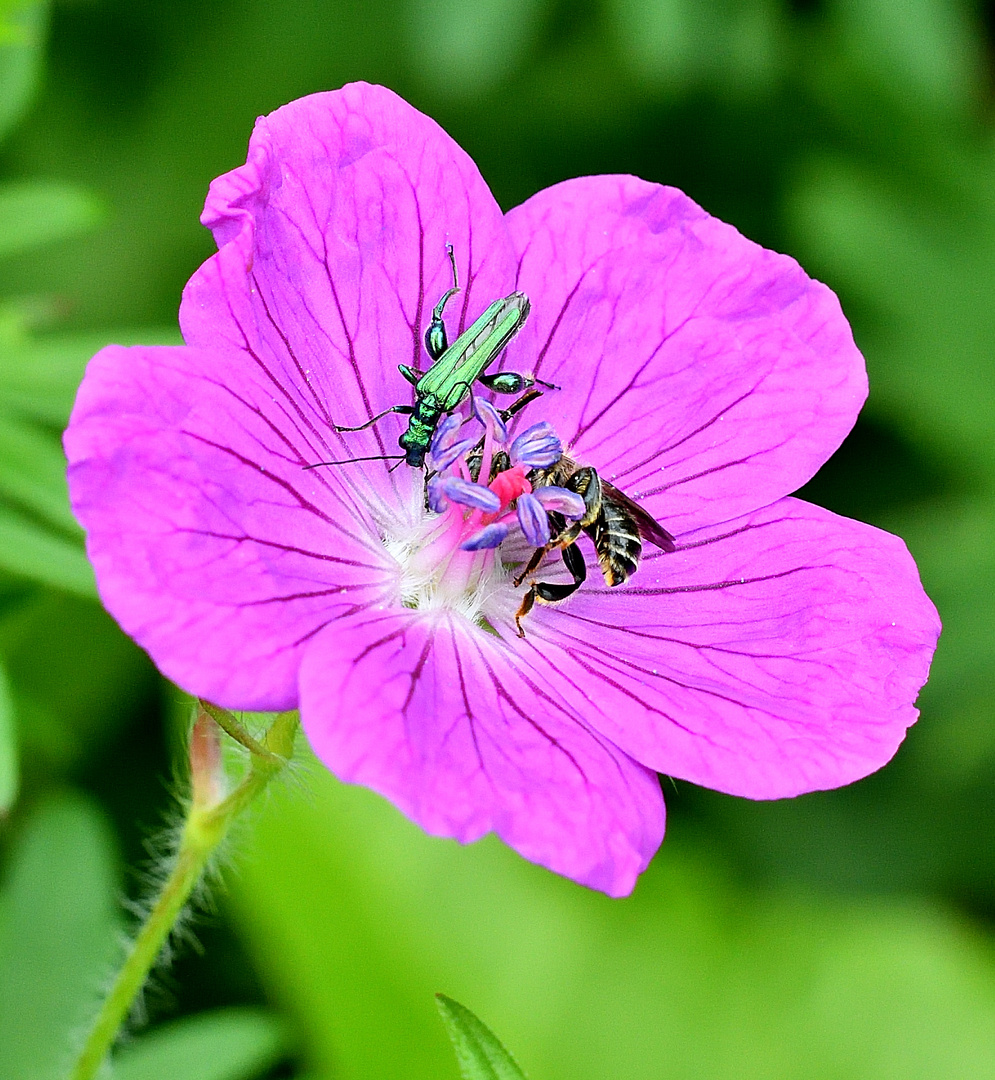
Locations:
478;370;530;394
424;245;461;360
333;403;414;433
398;364;427;385
498;387;543;422
478;371;561;396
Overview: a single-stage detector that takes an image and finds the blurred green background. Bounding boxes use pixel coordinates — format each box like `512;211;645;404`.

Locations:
1;0;994;1077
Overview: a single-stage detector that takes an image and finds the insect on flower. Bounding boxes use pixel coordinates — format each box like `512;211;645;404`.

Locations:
459;423;676;633
513;453;677;635
322;245;554;468
64;83;940;896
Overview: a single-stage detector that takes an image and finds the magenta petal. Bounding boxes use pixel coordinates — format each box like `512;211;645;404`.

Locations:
521;498;940;798
299;609;665;896
507;176;868;534
65;343;395;709
184;83;520;499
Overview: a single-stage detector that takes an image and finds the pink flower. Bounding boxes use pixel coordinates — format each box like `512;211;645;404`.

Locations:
64;83;939;896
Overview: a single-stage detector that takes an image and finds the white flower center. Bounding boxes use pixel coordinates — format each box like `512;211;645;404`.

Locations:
382;509;513;625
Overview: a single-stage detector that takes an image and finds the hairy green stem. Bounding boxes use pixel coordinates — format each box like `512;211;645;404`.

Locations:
68;707;298;1080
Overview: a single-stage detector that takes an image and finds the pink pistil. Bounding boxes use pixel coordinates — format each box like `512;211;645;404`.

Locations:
488;464;532;515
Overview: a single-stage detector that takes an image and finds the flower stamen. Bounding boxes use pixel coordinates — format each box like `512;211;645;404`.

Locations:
383;402;585;628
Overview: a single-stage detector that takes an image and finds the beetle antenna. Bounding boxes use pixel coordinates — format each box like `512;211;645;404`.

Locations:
303;454;405;469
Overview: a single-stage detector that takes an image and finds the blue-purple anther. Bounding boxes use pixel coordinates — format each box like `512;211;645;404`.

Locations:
427;474;501;513
531;486;587;517
516;492;551;547
510;422;562;468
422;401;586;554
427;413;476;473
461;522;511;550
472;396;509;442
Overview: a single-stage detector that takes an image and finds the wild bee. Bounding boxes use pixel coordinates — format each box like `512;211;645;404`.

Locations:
444;388;675;634
514;455;676;635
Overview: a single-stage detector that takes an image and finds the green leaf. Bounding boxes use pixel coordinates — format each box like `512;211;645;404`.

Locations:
826;0;983;117
111;1008;287;1080
0;593;153;772
437;995;527;1080
0;792;121;1080
0;408;79;533
227;766;995;1080
789;150;995;463
407;0;543;99
0;503;94;595
0;0;48;144
0;656;16;813
607;0;786;95
0;181;104;260
0;327;182;426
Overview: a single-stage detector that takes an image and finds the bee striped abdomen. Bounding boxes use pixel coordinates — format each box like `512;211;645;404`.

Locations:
588;499;642;586
514;454;672;633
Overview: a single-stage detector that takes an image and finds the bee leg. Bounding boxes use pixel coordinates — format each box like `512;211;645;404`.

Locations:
514;587;536;637
549;542;588;598
514;543;587;637
513;546;547;588
563;467;603;530
513;510;581;589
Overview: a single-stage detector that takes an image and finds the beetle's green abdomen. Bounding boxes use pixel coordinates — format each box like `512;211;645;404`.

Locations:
416;294;531;409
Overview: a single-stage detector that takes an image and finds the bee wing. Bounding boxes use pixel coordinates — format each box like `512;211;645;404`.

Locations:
601;481;676;552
